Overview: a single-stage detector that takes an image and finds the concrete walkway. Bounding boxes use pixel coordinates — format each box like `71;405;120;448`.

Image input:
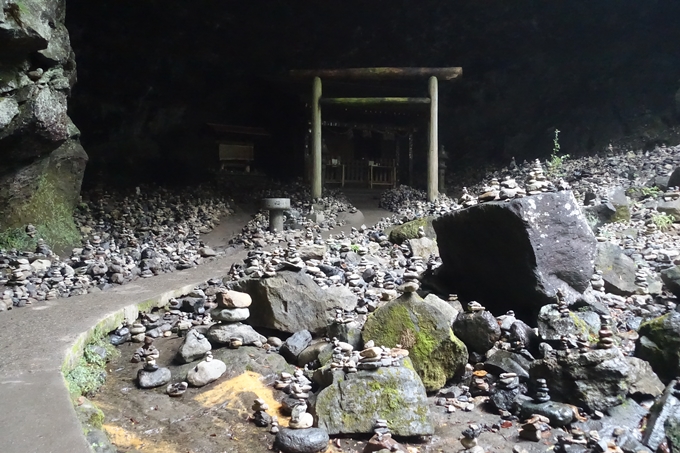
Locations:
0;190;390;453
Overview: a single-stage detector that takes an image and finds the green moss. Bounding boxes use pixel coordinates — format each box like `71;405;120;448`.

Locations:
639;313;674;348
569;312;599;343
388;218;427;244
0;174;80;252
363;295;468;391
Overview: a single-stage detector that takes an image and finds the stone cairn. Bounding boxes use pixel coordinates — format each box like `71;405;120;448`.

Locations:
289;399;313;429
275;369;313;421
591;270;605;292
210;290;252;348
459;187;478;208
597;315;615;349
576;334;591;353
519;414;551;442
471;369;490;397
251;398;271;427
556;292;570;318
366;419;407;452
498;372;520;391
634;264;650;295
132;336;160;363
525;159;554;194
533;378;551;403
460;424;484;453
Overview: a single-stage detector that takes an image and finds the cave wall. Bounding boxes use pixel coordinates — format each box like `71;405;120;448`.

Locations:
0;0;87;230
64;0;680;185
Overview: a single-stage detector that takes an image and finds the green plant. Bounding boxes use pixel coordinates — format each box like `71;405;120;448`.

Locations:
626;186;662;199
350;244;360;253
65;339;119;397
0;227;33;251
0;175;81;252
651;213;675;231
547;129;570;177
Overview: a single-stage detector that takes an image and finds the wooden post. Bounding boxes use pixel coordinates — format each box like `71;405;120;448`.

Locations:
428;76;439;202
312;77;322;199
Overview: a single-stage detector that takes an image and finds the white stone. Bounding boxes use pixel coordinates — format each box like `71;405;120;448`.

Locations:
187;358;226;387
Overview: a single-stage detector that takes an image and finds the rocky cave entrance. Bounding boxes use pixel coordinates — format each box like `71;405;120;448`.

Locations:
4;2;680;453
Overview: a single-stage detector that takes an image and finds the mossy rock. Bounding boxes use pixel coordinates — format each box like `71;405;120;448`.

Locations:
387;217;435;245
314;359;433;436
636;312;680;382
362;292;468;391
74;396;105;429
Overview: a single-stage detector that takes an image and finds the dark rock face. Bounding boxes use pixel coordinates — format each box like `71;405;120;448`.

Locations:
0;0;87;232
280;330;313;364
661;266;680;299
274;428;329;453
536;304;600;342
518;400;574;427
230;271;357;334
433;191;597;317
484;350;532;381
642;381;680;451
596;242;662;296
636;311;680;382
452;310;501;354
530;348;664;412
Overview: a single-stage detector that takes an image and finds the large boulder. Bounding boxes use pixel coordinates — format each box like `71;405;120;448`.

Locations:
0;0;87;245
452;309;501;354
536;304;600;342
642;380;680;451
432;191;596;318
387;217;435;244
362;292;468;391
531;347;664;412
229;271;357;334
636;311;680;382
596;242;662;295
661;266;680;298
315;359;433;437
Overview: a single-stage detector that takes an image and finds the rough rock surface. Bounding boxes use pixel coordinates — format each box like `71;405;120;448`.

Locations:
433;191;597;317
636;311;680;382
176;329;212;364
230;271;357;333
596;242;662;295
531;348;664;412
280;330;313;364
0;0;87;233
536;304;600;342
387;217;435;244
137;367;171;389
661;266;680;299
274;428;329;453
206;322;267;346
186;359;227;387
642;381;680;451
362;292;468;391
452;309;501;354
315;360;433;437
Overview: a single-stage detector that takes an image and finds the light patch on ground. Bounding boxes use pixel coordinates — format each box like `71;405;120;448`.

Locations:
103;424;180;453
193;370;289;426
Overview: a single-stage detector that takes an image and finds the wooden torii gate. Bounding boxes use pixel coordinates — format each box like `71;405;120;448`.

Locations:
289;67;462;201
